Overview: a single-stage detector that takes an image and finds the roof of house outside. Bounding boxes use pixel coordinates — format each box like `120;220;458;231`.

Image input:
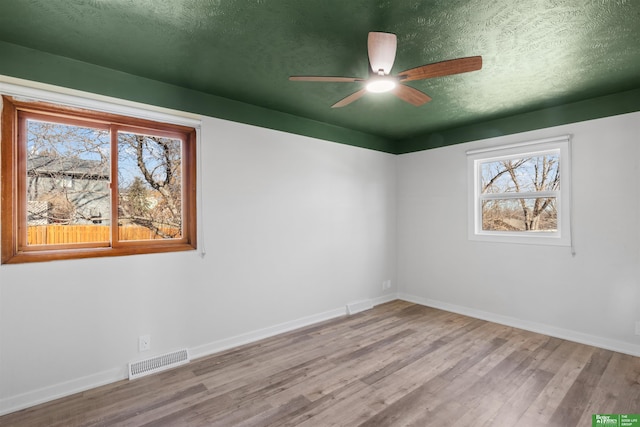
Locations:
27;154;109;179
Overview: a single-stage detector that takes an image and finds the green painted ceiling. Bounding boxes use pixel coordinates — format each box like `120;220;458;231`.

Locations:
0;0;639;153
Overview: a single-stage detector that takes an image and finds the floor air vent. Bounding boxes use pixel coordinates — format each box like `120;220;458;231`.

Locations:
128;348;190;380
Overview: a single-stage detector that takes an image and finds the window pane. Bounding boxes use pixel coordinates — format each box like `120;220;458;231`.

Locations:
482;198;557;232
26;120;110;245
481;154;559;194
117;132;183;241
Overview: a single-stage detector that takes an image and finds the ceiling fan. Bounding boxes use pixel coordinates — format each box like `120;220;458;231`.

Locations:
289;32;482;108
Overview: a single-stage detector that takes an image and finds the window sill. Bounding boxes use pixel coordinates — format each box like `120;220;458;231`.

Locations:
2;243;197;264
469;232;570;247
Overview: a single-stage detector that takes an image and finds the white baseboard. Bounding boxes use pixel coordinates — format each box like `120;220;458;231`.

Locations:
189;306;347;360
191;294;399;361
399;292;640;358
371;293;398;307
346;300;373;315
0;366;127;416
346;293;397;315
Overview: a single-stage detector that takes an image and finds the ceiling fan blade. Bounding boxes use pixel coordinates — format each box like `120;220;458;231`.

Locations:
393;84;432;106
289;76;363;82
398;56;482;82
332;88;368;108
368;32;397;75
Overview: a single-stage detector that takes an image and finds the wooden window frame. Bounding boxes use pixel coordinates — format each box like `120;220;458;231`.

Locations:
1;96;197;263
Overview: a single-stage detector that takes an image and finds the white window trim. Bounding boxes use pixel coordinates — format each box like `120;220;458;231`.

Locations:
0;79;201;128
467;135;572;247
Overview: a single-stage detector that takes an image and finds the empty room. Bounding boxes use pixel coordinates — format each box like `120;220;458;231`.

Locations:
0;1;639;426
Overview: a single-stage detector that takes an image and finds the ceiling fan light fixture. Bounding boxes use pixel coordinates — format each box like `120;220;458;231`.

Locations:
289;31;481;108
366;77;397;93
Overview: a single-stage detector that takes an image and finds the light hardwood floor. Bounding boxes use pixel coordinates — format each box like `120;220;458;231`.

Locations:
2;300;639;426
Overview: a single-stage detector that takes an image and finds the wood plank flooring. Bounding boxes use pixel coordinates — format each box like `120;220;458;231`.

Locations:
2;300;639;426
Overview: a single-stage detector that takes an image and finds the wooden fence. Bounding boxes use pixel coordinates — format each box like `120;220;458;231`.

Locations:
28;225;180;245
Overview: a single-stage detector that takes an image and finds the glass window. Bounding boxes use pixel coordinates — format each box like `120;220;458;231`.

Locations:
467;136;571;246
1;96;197;263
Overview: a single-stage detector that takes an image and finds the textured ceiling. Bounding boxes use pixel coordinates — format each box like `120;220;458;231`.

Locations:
0;0;639;152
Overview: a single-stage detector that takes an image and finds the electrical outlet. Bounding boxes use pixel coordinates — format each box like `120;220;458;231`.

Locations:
382;280;392;290
635;321;640;336
139;335;151;352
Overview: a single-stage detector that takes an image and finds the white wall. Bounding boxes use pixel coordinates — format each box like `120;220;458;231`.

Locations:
0;115;398;414
397;111;640;356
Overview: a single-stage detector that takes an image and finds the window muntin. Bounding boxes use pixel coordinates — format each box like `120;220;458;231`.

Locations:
468;136;571;246
1;96;197;263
